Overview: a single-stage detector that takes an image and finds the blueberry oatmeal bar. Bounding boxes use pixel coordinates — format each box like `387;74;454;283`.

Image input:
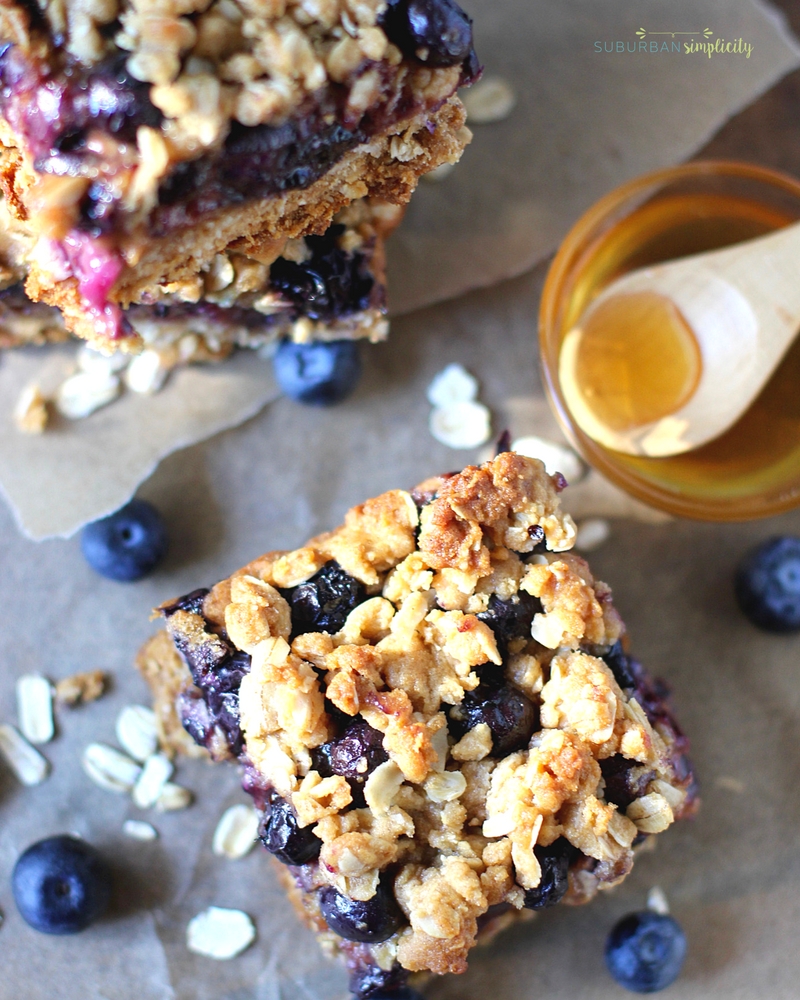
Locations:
139;453;697;995
0;0;477;350
1;196;400;360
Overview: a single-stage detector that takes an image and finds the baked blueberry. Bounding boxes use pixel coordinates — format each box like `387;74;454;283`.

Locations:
349;961;410;998
600;756;654;811
319;876;404;943
448;676;537;757
605;911;687;993
381;0;474;67
312;720;388;808
269;226;375;322
476;592;540;648
360;989;425;1000
522;839;573;910
290;560;367;635
601;640;637;690
735;536;800;632
81;499;168;581
260;794;322;866
273;339;361;405
12;835;111;935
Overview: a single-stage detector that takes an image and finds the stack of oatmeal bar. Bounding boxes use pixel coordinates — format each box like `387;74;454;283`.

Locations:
0;0;477;412
140;452;697;996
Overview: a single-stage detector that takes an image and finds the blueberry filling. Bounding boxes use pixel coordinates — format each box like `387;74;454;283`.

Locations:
476;592;541;649
288;560;367;636
259;793;322;866
270;225;376;322
312;720;389;808
319;875;404;943
448;672;538;757
600;756;654;812
522;838;574;910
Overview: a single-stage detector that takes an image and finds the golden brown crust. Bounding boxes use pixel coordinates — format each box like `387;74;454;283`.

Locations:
136;630;208;759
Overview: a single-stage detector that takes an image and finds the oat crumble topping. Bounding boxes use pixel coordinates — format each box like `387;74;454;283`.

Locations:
140;452;697;988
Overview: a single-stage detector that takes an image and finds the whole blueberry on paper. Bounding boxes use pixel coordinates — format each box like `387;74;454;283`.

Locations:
735;536;800;631
273;339;362;405
605;911;687;993
81;498;168;581
12;835;111;934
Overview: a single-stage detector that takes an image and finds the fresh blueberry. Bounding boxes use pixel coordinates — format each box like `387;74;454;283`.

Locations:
522;839;573;910
312;720;388;808
448;674;538;757
605;911;687;993
12;835;111;935
289;560;367;635
380;0;474;68
81;498;168;581
735;536;800;632
319;876;404;943
273;339;361;405
259;794;322;866
476;592;541;649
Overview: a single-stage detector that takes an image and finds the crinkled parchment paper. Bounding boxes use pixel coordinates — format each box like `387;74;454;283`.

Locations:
3;245;800;999
0;0;798;540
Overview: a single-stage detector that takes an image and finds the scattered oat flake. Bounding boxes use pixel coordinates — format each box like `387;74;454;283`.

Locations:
212;804;260;860
55;670;106;706
77;344;129;375
13;384;49;434
575;518;611;552
82;742;141;794
116;705;158;763
132;752;173;809
187;907;256;960
421;161;455;182
462;76;517;124
16;674;54;745
430;401;492;450
647;886;670;915
427;363;479;408
155;782;193;812
123;819;158;841
511;435;585;484
715;775;745;794
125;350;169;395
55;371;121;420
0;724;50;786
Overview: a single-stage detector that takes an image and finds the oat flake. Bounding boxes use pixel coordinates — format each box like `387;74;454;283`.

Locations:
575;518;611;552
155;782;193;812
212;804;260;860
462;76;517;124
430;400;492;450
82;742;141;794
132;752;173;809
426;363;479;408
511;435;585;484
186;907;256;960
16;674;54;745
116;705;159;762
123;819;159;841
0;723;50;786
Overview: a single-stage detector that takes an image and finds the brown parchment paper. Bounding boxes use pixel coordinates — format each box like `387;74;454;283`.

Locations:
0;0;798;541
3;258;800;1000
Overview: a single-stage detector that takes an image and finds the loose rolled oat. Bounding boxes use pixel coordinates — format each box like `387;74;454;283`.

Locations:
139;452;697;992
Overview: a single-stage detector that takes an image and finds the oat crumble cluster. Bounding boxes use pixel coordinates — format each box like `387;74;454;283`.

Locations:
0;0;477;349
139;453;697;995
